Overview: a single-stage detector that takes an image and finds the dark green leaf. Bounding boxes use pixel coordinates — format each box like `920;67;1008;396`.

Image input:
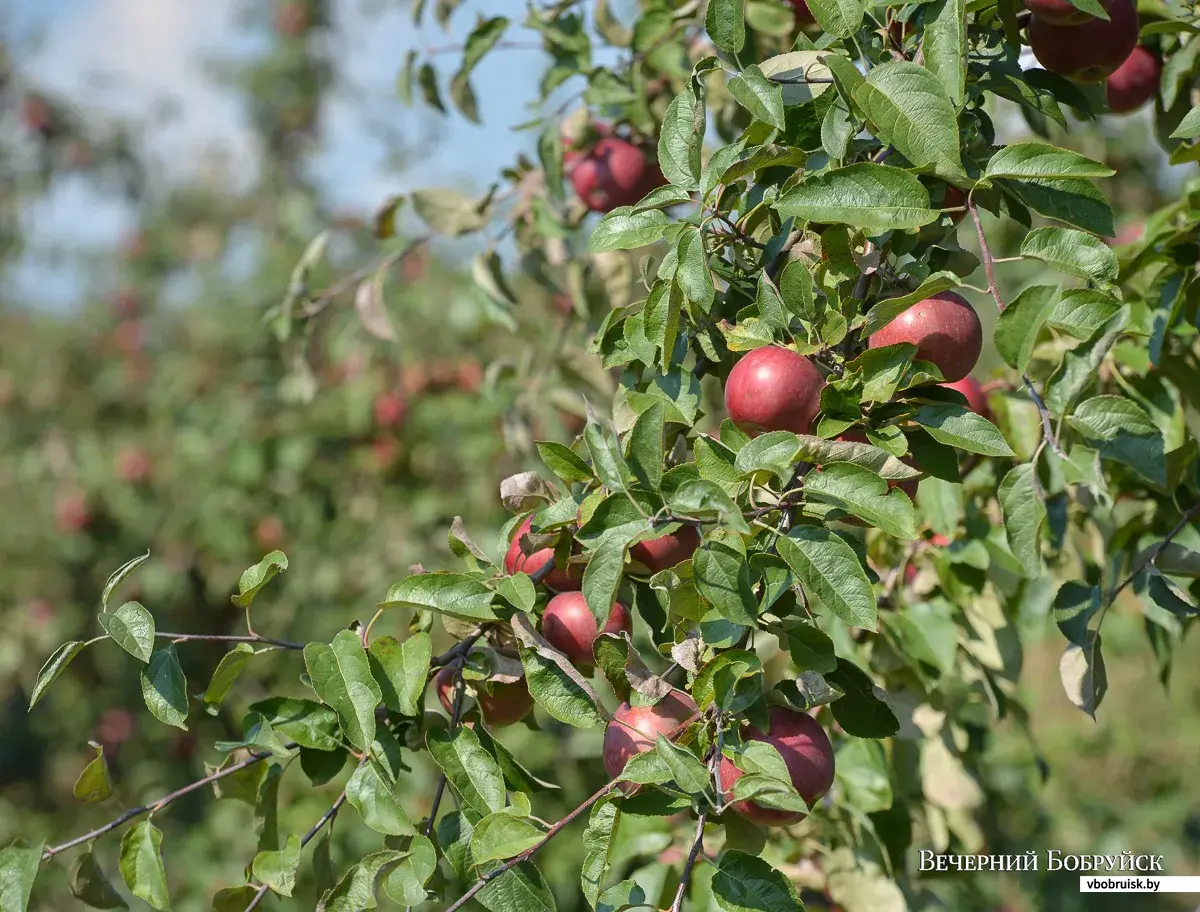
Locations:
119;823;169;911
141;647;189;730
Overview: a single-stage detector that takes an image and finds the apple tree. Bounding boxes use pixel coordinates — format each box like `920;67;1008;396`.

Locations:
6;0;1200;910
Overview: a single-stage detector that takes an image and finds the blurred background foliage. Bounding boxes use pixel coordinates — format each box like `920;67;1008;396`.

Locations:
0;0;1196;909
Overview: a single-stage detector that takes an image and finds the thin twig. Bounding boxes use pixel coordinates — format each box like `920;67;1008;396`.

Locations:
1109;501;1200;602
156;632;305;650
669;811;709;912
423;670;468;838
968;195;1004;312
301;237;432;318
1022;376;1067;458
42;748;280;860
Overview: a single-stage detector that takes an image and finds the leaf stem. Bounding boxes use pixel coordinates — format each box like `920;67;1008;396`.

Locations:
156;631;306;650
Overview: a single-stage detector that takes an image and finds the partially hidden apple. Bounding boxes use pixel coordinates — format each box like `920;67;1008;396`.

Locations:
541;591;633;669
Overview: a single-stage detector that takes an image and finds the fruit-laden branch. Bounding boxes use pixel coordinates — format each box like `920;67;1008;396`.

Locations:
439;709;705;912
1109;500;1200;602
244;759;361;912
41;747;283;861
155;631;306;650
968;194;1067;458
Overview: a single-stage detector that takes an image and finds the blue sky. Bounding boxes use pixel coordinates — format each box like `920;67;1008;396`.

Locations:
10;0;561;305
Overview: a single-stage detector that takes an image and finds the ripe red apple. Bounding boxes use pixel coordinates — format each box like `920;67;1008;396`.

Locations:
273;0;310;37
255;515;285;550
115;447;151;484
456;360;483;393
940;376;990;417
370;435;400;470
1106;46;1161;113
929;533;951;547
504;516;582;591
1028;0;1139;83
27;598;54;629
718;706;836;826
629;526;702;574
114;320;144;357
941;185;967;225
724;347;825;436
541;592;633;669
790;0;816;25
20;95;52;137
1108;221;1144;246
373;391;407;428
568;137;666;213
602;689;700;781
867;291;982;383
95;708;135;756
1023;0;1114;25
435;667;533;728
54;488;91;533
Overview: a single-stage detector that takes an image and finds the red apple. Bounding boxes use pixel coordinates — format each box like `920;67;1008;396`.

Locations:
20;95;52;137
114;320;144;357
1028;0;1139;83
1023;0;1114;25
718;706;836;826
941;185;967;225
541;592;633;669
629;526;702;574
568;137;666;213
373;391;407;428
55;488;91;533
504;516;583;591
370;436;400;470
456;360;483;393
602;689;700;781
115;447;151;484
110;290;141;318
273;0;310;37
724;347;825;436
95;708;135;755
867;291;982;383
1106;46;1161;113
929;533;951;547
255;516;285;550
940;376;990;418
436;667;533;728
790;0;816;25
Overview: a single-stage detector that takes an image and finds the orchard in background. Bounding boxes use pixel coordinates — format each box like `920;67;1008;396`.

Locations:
5;0;1200;910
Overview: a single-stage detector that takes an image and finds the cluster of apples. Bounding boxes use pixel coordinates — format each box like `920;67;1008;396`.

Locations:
1025;0;1161;112
432;513;836;825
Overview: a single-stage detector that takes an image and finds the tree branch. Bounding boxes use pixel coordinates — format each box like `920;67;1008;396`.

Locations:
42;748;280;860
1109;501;1200;602
668;811;709;912
156;631;305;650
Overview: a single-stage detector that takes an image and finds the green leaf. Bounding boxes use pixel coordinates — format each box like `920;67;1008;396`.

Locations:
777;527;877;630
412;188;490;236
835;737;894;815
347;761;415;836
458;15;508;75
141;647;189;731
29;640;89;709
513;613;603;728
794;435;920;481
805;0;867;37
230;551;288;609
303;630;382;752
471;813;545;866
580;798;620;907
826;659;899;738
854;61;965;180
0;840;42;912
729;66;786;131
694;650;763;712
381;572;499;622
98;601;155;664
674;227;715;311
248;697;341;751
202;644;256;716
582;539;628;635
1059;631;1107;718
252;834;302;897
922;0;966;106
998;176;1114;237
759;52;835;105
712;851;803;912
588;207;671;252
912;403;1016;457
101;551;151;611
804;464;917;539
317;850;404;912
1067;396;1166;487
694;540;760;626
1020;226;1118;286
119;822;170;911
984;142;1115;180
627;402;665;491
1048;289;1122;341
706;0;746;52
993;284;1059;373
655;735;711;793
73;741;113;803
734;430;801;482
382;836;437;906
998;464;1046;571
475;861;556;912
426;726;507;818
1170;105;1200;138
69;852;127;909
368;633;431;716
536;441;594;484
773;164;938;232
669;481;750;534
658;84;705;191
